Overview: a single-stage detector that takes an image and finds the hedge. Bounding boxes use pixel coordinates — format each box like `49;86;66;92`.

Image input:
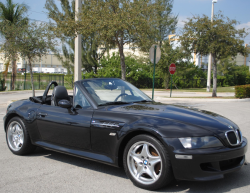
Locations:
235;84;250;98
0;79;6;91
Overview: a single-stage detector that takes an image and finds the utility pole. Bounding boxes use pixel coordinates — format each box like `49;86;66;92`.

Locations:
207;0;217;92
74;0;82;82
40;58;42;73
244;44;248;66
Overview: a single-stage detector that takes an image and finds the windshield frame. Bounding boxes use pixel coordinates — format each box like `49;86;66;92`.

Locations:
80;78;152;106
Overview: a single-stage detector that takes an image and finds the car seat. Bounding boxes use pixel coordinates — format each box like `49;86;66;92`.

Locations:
51;86;70;106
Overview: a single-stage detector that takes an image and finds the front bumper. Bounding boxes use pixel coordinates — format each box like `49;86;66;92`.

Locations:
164;137;248;181
3;115;6;131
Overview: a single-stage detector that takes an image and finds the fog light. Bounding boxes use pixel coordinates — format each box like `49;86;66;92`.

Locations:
175;154;193;159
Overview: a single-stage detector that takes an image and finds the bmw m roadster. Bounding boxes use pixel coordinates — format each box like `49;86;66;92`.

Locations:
3;78;248;190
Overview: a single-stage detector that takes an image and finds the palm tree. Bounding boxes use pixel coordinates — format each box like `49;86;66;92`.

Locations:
0;0;28;90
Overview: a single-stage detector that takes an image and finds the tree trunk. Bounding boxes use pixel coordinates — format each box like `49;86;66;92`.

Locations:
94;65;98;74
117;37;126;80
29;60;35;97
3;73;7;89
212;56;217;97
11;60;17;90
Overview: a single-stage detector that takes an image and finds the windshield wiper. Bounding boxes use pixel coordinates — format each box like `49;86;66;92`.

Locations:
133;100;152;103
98;101;132;106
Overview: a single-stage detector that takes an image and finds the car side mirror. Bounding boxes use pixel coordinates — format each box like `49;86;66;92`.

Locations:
58;100;72;108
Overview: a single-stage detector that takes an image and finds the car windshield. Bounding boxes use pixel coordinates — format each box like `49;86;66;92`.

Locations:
81;78;152;105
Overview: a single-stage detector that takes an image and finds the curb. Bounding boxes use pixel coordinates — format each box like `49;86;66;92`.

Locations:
155;97;250;103
0;90;74;95
0;90;45;95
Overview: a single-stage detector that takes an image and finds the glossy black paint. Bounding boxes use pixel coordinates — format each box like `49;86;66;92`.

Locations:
3;79;248;181
164;137;247;181
36;105;93;150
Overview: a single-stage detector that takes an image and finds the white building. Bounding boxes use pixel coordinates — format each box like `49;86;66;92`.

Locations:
0;53;68;74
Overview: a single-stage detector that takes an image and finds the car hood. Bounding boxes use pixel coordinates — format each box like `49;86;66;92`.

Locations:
108;102;239;134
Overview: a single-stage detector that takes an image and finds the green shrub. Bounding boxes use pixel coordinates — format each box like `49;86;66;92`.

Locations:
64;75;74;89
235;85;250;98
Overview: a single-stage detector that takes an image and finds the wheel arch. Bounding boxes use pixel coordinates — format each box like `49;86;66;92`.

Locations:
117;129;166;168
4;113;22;132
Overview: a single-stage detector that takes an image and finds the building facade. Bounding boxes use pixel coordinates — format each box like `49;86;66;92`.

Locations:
0;54;68;74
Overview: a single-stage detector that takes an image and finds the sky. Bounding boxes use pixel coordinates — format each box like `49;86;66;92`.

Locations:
5;0;250;44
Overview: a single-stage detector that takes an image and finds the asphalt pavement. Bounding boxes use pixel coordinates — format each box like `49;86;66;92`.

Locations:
0;91;250;193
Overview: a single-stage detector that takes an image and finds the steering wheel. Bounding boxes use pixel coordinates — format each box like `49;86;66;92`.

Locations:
42;81;58;104
114;93;128;102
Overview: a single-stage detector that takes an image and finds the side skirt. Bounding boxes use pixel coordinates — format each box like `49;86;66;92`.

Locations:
35;141;118;167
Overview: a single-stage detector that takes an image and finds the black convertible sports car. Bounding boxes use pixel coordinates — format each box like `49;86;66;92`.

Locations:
4;78;248;190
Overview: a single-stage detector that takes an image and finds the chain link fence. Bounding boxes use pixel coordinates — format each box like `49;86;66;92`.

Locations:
0;73;64;91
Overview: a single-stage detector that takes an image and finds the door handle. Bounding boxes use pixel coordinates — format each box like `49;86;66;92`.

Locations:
38;112;47;117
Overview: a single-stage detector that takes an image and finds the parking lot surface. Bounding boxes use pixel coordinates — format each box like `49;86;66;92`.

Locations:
0;93;249;193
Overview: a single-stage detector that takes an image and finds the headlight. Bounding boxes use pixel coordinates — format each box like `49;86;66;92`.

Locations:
179;136;223;149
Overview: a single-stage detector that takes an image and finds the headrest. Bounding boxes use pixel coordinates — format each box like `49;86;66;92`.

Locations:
51;86;69;106
53;86;69;100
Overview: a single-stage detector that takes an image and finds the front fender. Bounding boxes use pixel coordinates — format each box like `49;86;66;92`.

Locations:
4;100;42;143
114;116;213;167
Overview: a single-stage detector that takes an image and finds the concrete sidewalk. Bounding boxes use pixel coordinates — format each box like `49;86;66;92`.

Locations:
143;90;250;103
143;90;234;97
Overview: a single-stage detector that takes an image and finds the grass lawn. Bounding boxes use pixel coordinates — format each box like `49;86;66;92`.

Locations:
141;86;235;92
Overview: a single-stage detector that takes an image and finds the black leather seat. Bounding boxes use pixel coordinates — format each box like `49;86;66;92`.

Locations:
51;86;70;106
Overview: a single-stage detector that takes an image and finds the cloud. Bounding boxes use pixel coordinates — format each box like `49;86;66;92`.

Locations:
236;22;250;44
176;16;189;33
236;22;250;30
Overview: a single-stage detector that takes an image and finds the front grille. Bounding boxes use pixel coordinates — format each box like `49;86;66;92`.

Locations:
238;130;242;141
225;129;242;146
200;156;244;172
227;131;237;144
219;156;244;171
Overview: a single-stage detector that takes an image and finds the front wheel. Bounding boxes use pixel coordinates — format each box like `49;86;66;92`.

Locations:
6;117;36;155
123;134;173;190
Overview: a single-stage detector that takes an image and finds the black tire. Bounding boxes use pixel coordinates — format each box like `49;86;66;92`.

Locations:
123;134;173;190
6;117;36;155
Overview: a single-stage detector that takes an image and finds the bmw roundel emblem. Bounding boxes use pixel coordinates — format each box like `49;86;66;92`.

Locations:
228;125;233;129
144;160;148;165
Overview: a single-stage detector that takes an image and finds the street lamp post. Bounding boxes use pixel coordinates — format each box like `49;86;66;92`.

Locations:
74;0;82;82
207;0;217;92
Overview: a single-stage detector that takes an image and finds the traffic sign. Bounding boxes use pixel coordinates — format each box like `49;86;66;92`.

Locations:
149;44;161;100
149;44;161;64
169;63;176;75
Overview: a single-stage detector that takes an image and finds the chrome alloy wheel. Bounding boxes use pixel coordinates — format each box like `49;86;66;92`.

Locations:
7;121;24;151
127;141;162;185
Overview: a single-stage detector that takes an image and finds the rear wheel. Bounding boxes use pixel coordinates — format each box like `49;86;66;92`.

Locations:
123;134;173;190
6;117;36;155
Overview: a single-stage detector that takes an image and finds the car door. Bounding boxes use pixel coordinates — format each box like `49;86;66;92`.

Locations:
36;85;93;150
